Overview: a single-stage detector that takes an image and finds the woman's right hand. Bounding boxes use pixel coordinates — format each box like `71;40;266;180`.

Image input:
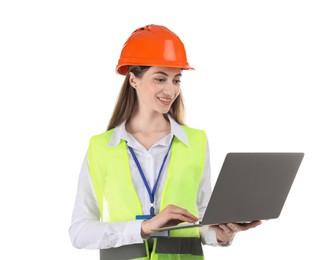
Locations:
141;204;198;238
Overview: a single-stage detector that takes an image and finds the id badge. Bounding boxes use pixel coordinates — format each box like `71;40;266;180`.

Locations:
136;215;170;238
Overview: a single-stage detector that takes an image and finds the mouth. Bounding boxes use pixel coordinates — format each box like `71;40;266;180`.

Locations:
157;97;173;105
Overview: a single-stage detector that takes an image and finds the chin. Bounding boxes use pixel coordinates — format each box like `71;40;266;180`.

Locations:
153;103;172;115
155;108;170;115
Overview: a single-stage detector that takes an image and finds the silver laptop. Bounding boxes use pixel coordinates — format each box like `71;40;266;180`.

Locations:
154;152;304;232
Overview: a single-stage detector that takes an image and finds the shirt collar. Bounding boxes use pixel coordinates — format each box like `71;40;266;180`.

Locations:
108;114;189;147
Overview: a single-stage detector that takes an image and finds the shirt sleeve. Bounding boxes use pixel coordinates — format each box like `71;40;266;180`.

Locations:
197;138;231;247
68;152;145;249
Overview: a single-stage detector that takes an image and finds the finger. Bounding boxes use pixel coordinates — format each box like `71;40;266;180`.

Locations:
172;206;198;219
251;220;262;226
166;205;198;222
236;220;262;231
170;212;198;223
245;220;262;229
208;225;220;232
218;224;231;233
226;223;239;232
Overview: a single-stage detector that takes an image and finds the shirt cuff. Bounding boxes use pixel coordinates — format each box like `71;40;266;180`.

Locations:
123;220;145;244
199;226;233;247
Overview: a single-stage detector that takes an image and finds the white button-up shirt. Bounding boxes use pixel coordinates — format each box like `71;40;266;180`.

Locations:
69;116;221;249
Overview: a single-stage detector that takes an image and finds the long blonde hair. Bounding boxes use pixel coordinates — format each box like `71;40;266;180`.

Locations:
107;66;185;130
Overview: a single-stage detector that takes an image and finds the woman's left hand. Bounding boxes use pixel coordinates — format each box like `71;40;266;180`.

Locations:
209;220;262;245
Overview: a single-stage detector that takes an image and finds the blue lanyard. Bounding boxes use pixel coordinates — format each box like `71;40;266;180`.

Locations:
127;136;174;216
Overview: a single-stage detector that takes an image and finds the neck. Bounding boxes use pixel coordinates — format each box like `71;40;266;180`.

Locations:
126;111;170;134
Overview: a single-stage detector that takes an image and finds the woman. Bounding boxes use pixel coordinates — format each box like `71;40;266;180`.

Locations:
69;24;261;259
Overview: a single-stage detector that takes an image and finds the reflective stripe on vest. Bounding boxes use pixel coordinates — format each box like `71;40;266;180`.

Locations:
100;237;204;260
88;125;206;260
101;243;148;260
155;237;203;255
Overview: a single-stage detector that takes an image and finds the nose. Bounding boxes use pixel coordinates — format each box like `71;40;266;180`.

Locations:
164;81;178;97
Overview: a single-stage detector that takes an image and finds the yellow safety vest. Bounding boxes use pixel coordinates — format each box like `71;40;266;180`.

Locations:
88;125;206;260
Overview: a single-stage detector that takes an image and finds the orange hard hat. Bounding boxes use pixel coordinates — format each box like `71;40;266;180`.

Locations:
116;24;194;75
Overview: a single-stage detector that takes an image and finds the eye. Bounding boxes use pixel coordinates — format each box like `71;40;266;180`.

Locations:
154;78;166;83
173;79;181;85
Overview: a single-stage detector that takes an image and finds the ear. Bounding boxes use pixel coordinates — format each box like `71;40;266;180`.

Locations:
129;72;138;89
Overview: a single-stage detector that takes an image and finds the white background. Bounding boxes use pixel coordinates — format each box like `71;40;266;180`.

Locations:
1;1;331;259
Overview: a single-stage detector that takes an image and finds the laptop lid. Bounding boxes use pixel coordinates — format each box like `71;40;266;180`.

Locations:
201;152;304;225
154;152;304;232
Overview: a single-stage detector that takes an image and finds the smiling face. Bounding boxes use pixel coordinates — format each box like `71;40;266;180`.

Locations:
129;66;182;115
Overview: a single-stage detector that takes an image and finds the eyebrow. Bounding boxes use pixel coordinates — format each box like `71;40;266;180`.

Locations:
152;71;182;77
